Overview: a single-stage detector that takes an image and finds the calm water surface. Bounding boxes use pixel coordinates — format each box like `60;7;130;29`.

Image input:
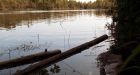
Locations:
0;10;112;75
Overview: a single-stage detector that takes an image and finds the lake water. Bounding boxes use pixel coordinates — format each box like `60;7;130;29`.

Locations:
0;10;112;75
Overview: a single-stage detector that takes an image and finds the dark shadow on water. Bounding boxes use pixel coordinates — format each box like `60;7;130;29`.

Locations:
28;64;60;75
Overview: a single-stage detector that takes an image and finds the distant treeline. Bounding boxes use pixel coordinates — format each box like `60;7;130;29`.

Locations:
0;0;114;10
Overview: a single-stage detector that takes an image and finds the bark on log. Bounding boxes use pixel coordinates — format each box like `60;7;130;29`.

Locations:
0;50;61;70
14;34;108;75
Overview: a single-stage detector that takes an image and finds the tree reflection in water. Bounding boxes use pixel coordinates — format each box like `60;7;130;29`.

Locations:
0;10;112;30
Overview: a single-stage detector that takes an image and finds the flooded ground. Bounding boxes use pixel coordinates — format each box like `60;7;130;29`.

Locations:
0;10;112;75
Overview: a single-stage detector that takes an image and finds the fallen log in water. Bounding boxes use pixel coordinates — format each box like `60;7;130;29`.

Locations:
14;34;108;75
0;50;61;70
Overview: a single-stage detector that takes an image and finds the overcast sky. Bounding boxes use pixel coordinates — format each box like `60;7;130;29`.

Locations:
76;0;96;2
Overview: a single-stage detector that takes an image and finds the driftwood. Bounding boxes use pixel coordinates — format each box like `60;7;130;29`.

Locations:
14;34;108;75
0;50;61;70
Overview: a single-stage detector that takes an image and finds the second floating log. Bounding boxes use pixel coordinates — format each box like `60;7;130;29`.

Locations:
0;50;61;70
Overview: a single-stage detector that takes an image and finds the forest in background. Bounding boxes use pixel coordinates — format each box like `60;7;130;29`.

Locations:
0;0;114;11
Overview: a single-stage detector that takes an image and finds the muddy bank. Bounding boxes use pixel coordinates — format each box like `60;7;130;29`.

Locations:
97;40;140;75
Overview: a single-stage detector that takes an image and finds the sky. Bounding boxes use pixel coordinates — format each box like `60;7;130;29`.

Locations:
77;0;96;2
